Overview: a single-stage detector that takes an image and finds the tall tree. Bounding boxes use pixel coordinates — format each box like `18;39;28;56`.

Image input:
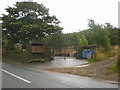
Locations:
87;19;111;50
105;23;119;45
69;32;80;50
43;30;64;51
2;1;62;49
80;35;88;46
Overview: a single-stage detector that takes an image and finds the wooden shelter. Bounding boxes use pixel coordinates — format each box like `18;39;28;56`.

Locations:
30;41;52;60
31;43;44;54
30;41;45;59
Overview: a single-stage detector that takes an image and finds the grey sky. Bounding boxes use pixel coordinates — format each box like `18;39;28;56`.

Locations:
0;0;119;33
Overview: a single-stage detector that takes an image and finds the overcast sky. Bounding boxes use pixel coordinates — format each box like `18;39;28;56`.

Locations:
0;0;119;33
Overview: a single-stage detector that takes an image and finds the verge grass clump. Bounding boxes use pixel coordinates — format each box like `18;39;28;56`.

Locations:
95;50;106;61
105;46;118;58
111;58;120;73
111;48;120;73
90;46;118;63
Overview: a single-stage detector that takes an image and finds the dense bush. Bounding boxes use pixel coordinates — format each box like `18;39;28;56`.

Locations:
3;50;31;62
3;49;53;63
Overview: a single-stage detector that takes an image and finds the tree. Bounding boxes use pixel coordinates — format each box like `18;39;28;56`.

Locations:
43;30;64;53
105;23;119;45
2;1;62;50
80;35;88;46
68;33;81;50
87;19;111;50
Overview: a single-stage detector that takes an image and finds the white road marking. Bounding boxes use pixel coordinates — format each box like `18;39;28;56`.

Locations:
1;69;31;84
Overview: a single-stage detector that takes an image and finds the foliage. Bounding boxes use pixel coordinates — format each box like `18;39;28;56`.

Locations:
70;33;81;50
55;19;119;51
87;19;111;50
111;57;120;73
43;31;64;51
43;19;119;53
88;59;99;64
115;57;120;72
111;46;120;73
94;49;106;61
91;46;118;62
61;32;81;50
14;44;22;50
2;1;62;50
80;35;88;46
106;23;119;45
3;50;31;62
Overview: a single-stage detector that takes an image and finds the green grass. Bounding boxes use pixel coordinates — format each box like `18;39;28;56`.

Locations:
88;59;99;64
111;58;120;73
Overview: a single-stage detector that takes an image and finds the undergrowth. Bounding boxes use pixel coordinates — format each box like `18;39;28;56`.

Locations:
89;46;118;63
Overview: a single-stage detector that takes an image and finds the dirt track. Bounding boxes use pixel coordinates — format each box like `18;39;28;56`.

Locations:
42;55;118;82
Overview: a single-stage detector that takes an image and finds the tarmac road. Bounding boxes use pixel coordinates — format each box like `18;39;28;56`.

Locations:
2;62;118;88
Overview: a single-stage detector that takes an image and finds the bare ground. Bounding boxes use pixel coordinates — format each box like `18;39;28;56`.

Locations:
42;55;118;82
